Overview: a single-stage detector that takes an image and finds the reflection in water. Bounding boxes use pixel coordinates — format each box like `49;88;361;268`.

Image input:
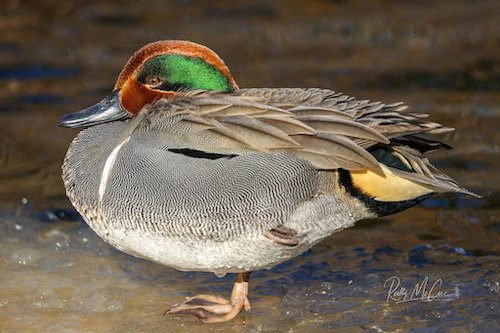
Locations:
0;0;498;332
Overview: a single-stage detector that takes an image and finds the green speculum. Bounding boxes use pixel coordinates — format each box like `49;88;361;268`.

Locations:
137;54;234;92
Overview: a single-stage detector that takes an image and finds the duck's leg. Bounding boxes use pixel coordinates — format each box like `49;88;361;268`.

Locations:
165;272;251;323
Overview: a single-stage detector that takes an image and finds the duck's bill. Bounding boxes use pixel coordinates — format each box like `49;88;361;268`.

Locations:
58;91;130;128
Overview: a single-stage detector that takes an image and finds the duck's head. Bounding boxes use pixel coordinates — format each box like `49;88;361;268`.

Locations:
59;40;238;128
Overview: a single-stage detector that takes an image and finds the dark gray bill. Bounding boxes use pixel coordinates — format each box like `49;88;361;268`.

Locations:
58;91;130;128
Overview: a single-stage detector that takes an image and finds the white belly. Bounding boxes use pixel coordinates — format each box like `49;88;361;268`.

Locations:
82;194;371;275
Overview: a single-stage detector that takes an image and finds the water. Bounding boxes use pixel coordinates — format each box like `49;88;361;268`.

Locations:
0;1;499;332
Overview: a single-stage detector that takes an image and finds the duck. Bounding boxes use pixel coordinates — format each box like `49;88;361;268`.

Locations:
59;40;477;323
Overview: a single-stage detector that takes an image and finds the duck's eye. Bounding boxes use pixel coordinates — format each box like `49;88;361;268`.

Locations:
146;76;163;87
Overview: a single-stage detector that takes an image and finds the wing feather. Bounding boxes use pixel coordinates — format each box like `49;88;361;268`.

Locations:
288;133;380;169
296;115;390;143
219;116;301;149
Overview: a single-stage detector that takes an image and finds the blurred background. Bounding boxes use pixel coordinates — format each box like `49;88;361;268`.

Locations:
0;1;498;332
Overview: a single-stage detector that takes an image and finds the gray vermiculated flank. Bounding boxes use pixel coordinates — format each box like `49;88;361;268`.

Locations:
63;117;321;242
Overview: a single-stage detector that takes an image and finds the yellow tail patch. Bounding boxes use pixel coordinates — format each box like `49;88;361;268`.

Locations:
350;165;434;202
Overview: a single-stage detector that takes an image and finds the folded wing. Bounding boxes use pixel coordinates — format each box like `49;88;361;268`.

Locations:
135;88;475;197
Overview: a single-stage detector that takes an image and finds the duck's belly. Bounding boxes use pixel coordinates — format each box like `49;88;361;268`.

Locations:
98;226;296;274
81;192;369;274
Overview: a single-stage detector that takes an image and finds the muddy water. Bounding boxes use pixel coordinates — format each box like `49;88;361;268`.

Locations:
0;1;499;332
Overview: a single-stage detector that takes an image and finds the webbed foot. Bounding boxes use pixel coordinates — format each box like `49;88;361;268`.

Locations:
165;272;251;323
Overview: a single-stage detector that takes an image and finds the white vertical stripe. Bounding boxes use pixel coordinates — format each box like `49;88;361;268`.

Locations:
98;137;130;202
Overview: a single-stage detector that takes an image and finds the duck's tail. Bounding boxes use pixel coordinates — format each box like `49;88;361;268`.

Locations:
338;136;479;217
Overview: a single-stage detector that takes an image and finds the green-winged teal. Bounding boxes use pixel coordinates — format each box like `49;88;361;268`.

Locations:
59;40;476;323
